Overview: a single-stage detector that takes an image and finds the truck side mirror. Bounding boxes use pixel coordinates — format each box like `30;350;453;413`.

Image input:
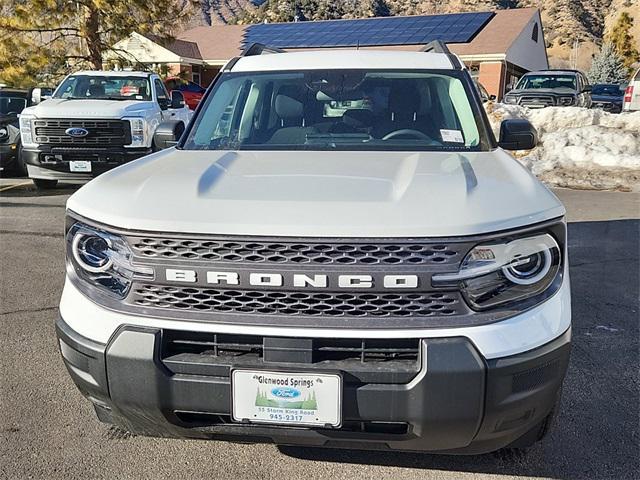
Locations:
170;90;185;109
153;120;185;150
31;87;43;105
498;119;538;150
583;84;592;93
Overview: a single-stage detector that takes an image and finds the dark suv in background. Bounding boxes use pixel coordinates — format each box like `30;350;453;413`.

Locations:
590;84;624;113
0;88;31;175
503;70;592;109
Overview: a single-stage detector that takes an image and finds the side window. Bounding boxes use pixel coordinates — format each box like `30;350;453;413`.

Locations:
531;23;539;42
154;79;168;103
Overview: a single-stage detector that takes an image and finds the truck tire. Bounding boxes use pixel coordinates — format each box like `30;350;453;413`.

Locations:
33;178;58;190
13;145;28;177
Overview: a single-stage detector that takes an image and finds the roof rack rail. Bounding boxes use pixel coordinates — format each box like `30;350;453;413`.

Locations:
420;40;451;55
421;40;463;70
242;43;286;57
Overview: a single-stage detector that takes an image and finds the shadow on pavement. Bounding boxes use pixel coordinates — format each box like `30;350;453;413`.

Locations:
0;183;79;198
281;219;640;480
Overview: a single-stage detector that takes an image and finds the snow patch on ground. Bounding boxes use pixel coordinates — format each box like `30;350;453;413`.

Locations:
485;104;640;191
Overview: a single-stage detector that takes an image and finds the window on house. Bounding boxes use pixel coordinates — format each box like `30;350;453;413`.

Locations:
532;23;539;43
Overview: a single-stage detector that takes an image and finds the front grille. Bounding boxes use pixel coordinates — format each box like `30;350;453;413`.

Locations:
131;285;462;317
163;331;420;364
129;237;463;265
161;331;421;384
34;119;130;145
520;96;555;107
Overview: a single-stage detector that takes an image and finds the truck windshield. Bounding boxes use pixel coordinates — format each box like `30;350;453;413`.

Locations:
516;75;577;90
53;75;152;101
183;69;491;152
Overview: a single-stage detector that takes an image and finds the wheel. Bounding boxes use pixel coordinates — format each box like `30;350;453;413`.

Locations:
32;178;58;190
13;144;28;177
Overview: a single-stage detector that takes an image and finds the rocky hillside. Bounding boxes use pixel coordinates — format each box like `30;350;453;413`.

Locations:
196;0;639;70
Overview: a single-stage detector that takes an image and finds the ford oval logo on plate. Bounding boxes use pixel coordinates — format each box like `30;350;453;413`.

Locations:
65;127;89;138
271;387;301;399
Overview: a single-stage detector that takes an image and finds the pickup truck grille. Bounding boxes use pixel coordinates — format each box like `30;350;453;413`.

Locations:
519;96;555;107
129;237;463;265
131;285;463;317
34;119;130;145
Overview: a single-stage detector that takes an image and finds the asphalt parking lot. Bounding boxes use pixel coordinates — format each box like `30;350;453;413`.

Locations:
0;178;638;480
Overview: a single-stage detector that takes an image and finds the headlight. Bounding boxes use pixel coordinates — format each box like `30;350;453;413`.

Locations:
66;221;153;299
19;114;37;148
0;126;8;141
433;233;561;310
504;95;517;104
559;96;575;106
124;117;148;147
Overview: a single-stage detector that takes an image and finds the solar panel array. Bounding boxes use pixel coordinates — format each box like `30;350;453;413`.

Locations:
242;12;494;49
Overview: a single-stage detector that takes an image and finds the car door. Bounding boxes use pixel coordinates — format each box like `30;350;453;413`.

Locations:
153;78;175;122
579;73;591;107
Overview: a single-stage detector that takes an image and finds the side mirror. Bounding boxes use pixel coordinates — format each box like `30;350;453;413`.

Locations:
153;120;185;150
31;87;43;105
583;84;592;93
170;90;185;109
498;119;538;150
505;83;515;93
158;96;170;110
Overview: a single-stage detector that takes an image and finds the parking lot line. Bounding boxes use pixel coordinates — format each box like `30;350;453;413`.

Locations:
0;181;32;192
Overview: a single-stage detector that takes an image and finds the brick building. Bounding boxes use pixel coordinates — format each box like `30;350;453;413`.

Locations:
110;8;547;100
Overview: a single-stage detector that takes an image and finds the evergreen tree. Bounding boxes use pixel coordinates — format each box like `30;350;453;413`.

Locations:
606;12;640;70
0;0;194;87
588;43;630;84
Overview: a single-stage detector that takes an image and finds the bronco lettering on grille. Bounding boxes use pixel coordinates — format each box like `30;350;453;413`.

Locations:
164;269;419;289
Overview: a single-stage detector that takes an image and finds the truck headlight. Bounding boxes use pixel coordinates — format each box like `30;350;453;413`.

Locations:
503;95;517;104
19;114;37;148
124;117;148;147
559;96;575;106
433;233;561;310
0;126;8;141
66;221;153;299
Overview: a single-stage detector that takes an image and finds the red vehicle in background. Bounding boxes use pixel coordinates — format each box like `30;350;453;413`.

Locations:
164;77;205;110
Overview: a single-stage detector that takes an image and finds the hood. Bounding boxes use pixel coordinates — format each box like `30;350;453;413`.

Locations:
27;98;155;119
67;149;565;238
507;88;576;96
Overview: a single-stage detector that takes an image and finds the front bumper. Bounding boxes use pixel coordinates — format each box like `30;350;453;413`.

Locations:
57;314;570;454
23;146;151;181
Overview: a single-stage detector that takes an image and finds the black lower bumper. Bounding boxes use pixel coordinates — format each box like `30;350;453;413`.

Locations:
56;317;571;454
23;146;151;179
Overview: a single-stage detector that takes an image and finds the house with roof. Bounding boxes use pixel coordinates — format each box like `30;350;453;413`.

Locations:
108;8;547;100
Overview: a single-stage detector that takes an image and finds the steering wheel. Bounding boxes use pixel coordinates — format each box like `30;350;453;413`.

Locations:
382;129;431;141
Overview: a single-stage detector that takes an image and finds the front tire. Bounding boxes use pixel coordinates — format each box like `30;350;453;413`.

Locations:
33;178;58;190
13;144;28;177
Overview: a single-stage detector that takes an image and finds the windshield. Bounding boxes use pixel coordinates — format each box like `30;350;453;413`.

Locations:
516;74;577;90
53;75;152;101
591;85;622;96
0;96;27;115
183;69;490;152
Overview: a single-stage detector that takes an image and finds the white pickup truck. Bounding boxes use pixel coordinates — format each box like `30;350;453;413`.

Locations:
19;70;192;189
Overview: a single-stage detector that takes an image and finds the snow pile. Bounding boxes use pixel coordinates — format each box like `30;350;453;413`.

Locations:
485;103;640;191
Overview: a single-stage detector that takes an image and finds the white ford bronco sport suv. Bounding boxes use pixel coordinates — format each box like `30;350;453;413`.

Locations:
58;43;571;454
19;70;191;189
